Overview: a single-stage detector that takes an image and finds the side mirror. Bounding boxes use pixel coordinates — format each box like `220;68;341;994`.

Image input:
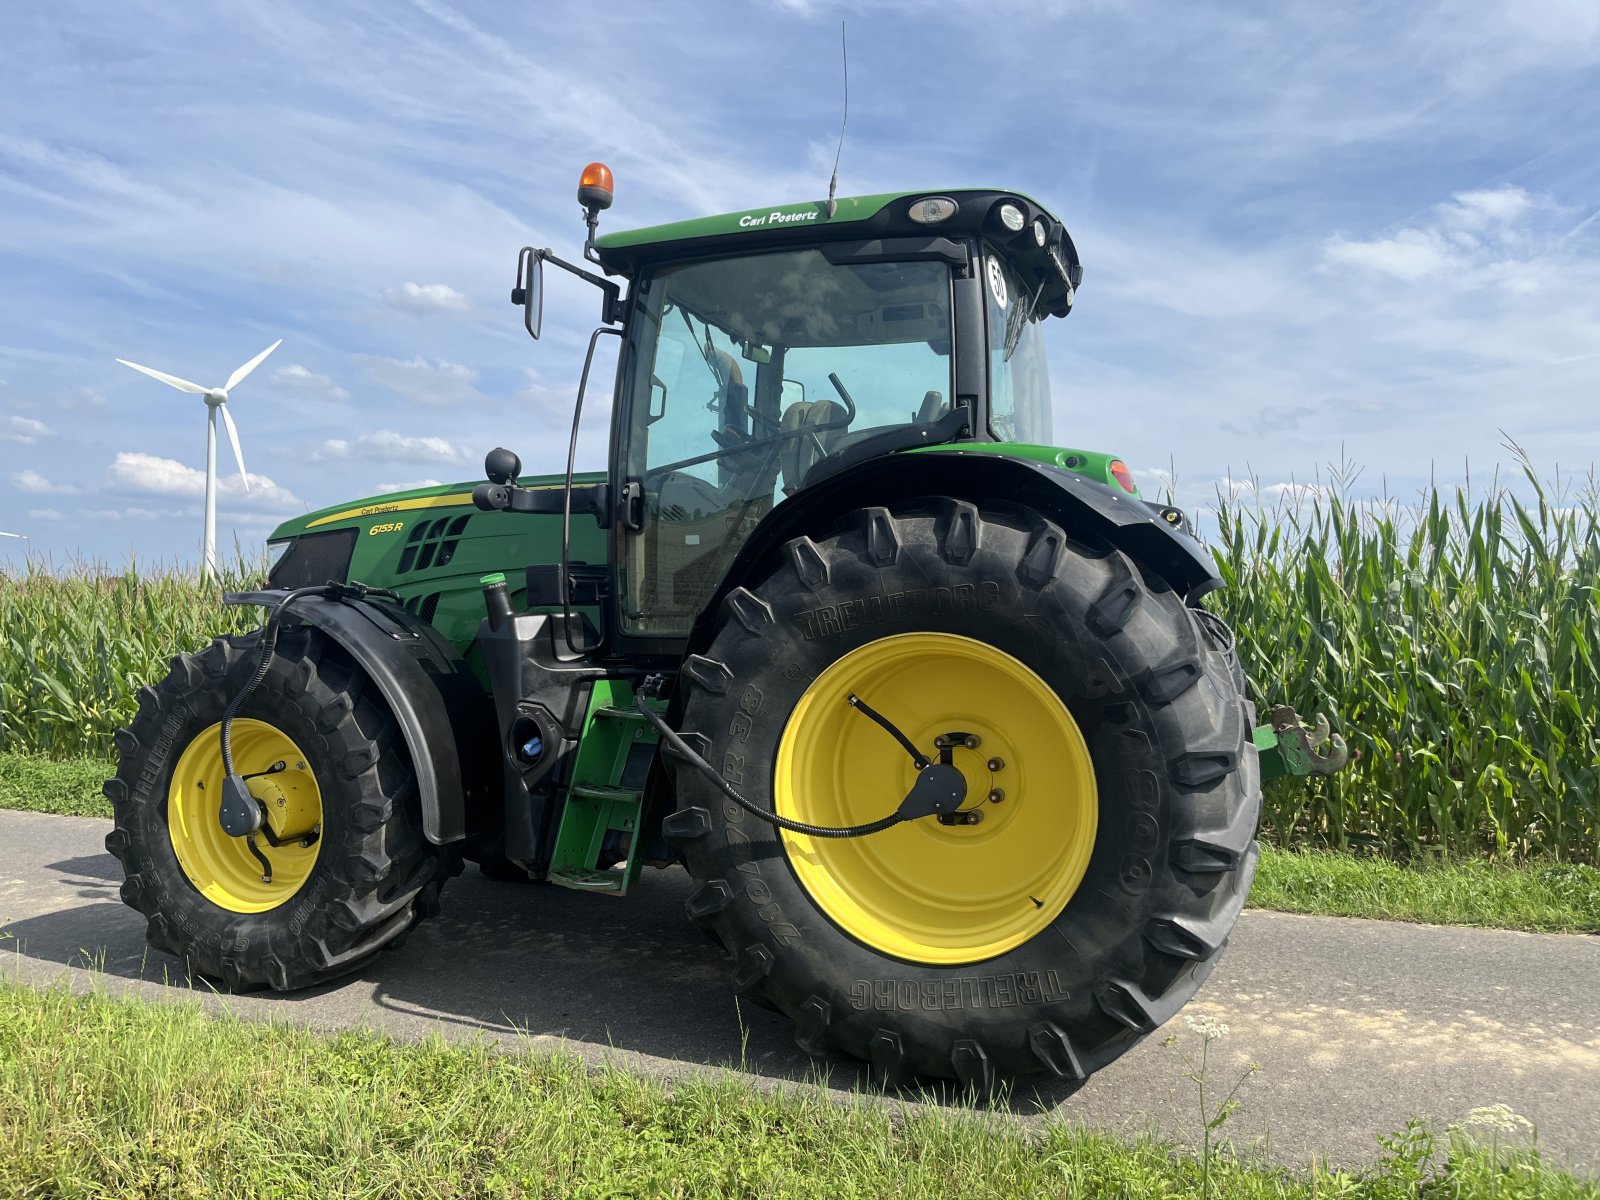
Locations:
510;247;544;340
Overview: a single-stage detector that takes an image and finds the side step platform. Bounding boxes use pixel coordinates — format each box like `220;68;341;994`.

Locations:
547;683;662;896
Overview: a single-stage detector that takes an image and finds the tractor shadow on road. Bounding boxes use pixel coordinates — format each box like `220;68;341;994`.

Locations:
9;850;1085;1115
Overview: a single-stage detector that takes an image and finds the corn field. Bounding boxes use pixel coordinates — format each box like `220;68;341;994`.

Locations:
1209;459;1599;864
2;463;1596;863
0;561;265;760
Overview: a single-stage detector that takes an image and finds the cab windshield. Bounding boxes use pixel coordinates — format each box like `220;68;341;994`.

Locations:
620;248;954;635
984;250;1053;444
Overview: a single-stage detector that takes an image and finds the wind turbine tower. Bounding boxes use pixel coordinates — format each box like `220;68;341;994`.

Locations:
115;340;281;579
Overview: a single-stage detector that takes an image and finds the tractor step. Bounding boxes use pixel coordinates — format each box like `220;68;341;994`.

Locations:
548;865;628;892
592;705;650;722
570;783;642;803
546;680;662;897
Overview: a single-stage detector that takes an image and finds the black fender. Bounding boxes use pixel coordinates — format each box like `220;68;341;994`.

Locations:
226;592;496;844
686;447;1221;657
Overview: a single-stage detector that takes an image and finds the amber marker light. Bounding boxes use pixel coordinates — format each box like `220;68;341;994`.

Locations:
578;162;614;212
1110;459;1137;493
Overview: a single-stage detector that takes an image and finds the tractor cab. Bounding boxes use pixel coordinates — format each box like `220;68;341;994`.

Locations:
494;169;1088;645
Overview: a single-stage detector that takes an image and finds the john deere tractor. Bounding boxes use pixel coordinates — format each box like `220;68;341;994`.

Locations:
105;165;1345;1088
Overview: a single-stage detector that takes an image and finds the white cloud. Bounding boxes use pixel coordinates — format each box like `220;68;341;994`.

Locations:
27;508;63;520
1323;229;1459;281
363;356;484;406
11;469;78;494
314;429;465;465
383;282;470;314
271;364;350;402
107;451;302;508
1;416;49;444
1320;186;1551;282
374;478;445;494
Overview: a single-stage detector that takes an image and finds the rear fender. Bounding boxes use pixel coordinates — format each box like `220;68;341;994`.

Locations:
226;592;496;843
686;448;1220;657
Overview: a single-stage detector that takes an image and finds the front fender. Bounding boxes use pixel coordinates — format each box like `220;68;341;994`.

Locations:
687;447;1220;655
226;591;496;844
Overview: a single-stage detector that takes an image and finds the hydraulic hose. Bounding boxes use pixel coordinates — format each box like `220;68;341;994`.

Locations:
633;692;908;839
219;581;402;776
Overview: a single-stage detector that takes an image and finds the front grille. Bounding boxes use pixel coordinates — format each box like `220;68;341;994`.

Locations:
267;528;357;589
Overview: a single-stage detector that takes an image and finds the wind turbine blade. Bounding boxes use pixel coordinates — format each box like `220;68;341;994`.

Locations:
219;403;250;492
226;339;283;391
116;358;209;394
0;531;27;539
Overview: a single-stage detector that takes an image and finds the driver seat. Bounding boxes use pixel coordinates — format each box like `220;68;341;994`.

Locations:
779;398;846;494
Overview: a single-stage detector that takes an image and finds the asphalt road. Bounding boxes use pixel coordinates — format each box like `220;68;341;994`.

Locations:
3;809;1597;1177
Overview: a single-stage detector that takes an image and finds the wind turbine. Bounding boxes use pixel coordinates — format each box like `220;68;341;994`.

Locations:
0;531;26;540
115;340;281;579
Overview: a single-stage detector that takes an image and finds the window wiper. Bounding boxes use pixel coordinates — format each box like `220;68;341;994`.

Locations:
1003;277;1045;363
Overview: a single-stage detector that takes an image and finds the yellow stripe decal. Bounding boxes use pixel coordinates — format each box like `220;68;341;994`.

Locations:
305;493;476;528
302;484;570;529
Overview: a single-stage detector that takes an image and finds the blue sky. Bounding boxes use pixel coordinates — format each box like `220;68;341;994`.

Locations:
3;0;1599;566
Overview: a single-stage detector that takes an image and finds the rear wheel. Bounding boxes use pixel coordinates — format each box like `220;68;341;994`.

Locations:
667;501;1259;1087
104;628;459;990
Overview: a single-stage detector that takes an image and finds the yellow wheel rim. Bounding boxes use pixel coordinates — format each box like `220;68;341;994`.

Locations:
167;719;324;913
775;633;1097;965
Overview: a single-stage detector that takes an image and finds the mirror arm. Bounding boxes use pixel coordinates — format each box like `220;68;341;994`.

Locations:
510;247;627;341
542;249;626;325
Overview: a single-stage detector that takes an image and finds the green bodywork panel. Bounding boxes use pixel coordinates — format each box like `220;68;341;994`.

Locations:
267;473;609;657
908;442;1141;498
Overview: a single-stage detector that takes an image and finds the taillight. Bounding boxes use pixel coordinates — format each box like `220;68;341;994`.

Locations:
1109;459;1137;493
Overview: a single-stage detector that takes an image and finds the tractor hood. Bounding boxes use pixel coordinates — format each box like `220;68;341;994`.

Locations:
264;474;608;656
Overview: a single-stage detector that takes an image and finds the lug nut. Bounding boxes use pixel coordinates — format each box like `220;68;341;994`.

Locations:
987;788;1005;804
987;757;1005;772
963;735;981;750
963;811;983;825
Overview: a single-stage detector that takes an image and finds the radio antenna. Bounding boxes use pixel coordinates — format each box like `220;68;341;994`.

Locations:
825;21;848;218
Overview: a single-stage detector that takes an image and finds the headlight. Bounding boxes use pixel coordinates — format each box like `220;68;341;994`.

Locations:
997;202;1026;232
908;196;958;224
1032;218;1048;247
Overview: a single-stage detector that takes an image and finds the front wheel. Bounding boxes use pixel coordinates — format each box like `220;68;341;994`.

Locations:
667;500;1259;1087
104;628;459;990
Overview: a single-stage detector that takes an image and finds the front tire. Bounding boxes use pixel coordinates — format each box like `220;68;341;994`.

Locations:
104;628;459;990
667;501;1259;1087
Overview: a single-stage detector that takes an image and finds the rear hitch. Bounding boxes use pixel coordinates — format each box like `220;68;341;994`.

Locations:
1255;705;1349;782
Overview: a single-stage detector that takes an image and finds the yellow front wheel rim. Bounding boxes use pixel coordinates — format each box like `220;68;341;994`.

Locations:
167;719;324;913
775;633;1097;965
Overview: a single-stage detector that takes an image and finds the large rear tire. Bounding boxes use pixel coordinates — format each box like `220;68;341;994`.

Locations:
667;500;1259;1087
104;628;460;990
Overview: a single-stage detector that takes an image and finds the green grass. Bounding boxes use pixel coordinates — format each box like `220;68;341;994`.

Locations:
4;751;1598;933
1250;847;1600;933
0;753;115;818
0;980;1592;1199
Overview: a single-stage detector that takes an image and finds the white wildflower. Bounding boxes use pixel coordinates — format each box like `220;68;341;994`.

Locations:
1465;1104;1533;1135
1184;1014;1230;1039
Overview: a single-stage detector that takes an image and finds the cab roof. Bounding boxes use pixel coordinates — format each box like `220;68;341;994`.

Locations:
592;188;1083;319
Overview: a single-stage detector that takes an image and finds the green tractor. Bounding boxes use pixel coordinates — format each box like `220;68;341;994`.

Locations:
105;165;1345;1088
